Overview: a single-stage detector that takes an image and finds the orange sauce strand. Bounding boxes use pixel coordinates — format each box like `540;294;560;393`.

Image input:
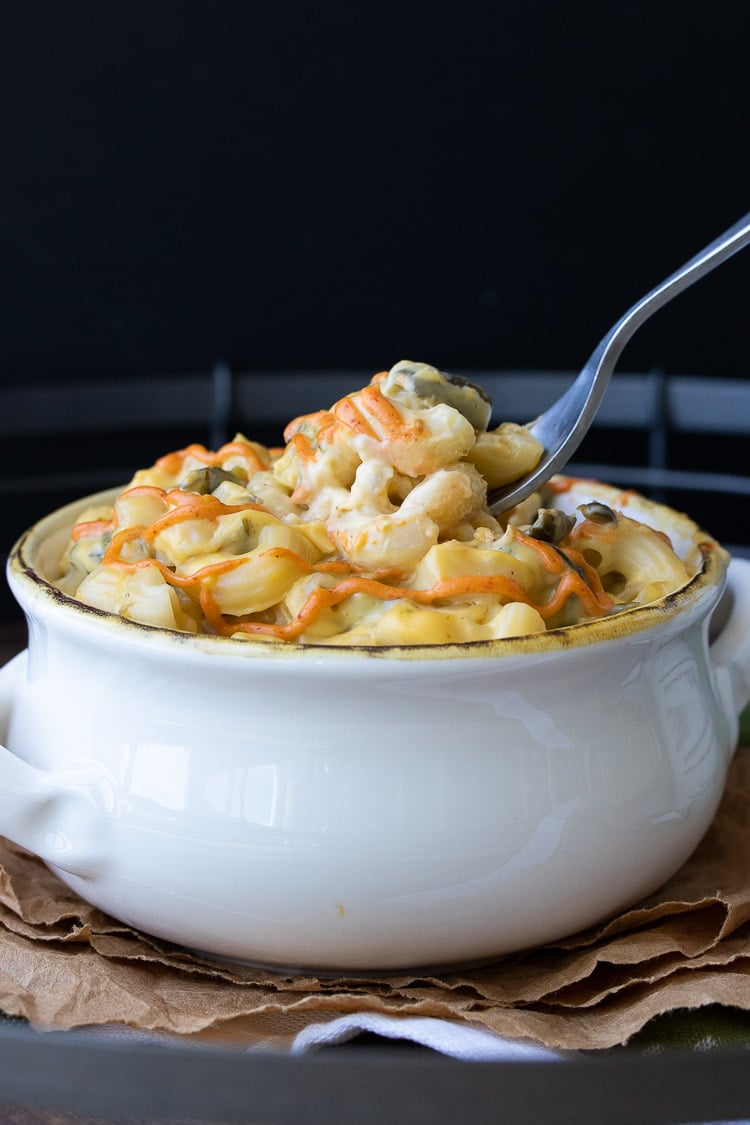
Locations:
507;527;613;617
70;485;169;542
123;485;174;500
543;476;577;496
110;553;249;589
81;438;614;641
560;544;613;608
282;378;425;457
571;515;673;553
71;519;113;542
219;572;534;641
155;440;267;477
101;512;614;641
282;410;331;444
99;527;613;641
330;396;378;439
291;432;317;462
199;583;229;635
152;490;267;534
357;383;425;444
100;490;271;568
152;547;407;601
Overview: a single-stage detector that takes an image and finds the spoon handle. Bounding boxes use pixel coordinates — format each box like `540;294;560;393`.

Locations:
603;211;750;356
565;211;750;437
488;212;750;513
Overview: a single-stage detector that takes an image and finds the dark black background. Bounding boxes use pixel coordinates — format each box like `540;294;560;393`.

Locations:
1;1;748;386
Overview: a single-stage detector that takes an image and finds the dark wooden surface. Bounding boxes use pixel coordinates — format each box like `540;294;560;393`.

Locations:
0;1021;746;1125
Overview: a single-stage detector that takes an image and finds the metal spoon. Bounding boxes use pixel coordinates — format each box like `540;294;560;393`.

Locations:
487;212;750;515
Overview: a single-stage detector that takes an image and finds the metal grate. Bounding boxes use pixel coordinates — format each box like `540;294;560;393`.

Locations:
2;364;749;615
4;365;750;442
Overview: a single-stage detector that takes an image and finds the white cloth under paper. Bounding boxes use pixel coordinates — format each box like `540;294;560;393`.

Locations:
291;1013;563;1061
81;1015;561;1061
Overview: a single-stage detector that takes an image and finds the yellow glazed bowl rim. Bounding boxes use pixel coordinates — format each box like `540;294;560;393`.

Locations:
8;478;730;663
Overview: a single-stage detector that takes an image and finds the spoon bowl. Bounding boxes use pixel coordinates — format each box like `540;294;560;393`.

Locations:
487;212;750;514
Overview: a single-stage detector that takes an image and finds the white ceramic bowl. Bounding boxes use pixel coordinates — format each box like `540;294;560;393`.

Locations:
2;480;750;972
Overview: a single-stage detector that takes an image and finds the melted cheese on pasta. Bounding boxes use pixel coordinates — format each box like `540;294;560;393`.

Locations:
57;360;694;645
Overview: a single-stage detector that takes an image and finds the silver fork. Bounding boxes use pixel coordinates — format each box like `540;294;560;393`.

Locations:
487;212;750;515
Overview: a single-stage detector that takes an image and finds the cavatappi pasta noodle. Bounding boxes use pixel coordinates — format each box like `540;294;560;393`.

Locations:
56;361;695;645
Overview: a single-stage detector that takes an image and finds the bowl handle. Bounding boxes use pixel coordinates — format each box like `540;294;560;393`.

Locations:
0;653;111;878
710;557;750;727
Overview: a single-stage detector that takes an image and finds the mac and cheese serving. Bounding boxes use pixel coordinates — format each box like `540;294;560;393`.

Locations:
57;361;695;645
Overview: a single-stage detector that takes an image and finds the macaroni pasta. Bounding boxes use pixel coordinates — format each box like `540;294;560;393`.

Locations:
57;361;695;645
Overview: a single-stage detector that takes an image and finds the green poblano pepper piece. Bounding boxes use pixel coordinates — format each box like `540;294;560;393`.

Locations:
381;360;493;431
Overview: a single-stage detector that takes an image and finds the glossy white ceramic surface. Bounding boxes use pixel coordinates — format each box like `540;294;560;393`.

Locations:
2;482;750;972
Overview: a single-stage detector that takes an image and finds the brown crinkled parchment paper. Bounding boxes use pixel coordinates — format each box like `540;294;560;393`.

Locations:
0;748;748;1052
